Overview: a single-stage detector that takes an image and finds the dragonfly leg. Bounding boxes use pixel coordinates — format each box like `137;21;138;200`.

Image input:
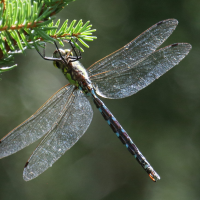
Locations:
36;42;63;62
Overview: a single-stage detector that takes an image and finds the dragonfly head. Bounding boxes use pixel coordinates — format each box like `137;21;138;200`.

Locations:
53;49;73;69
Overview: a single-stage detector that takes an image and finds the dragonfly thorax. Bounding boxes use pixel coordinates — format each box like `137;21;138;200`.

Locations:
70;61;94;94
53;48;93;94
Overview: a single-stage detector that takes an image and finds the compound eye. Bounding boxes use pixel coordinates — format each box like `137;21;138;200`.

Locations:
64;49;73;57
53;49;66;58
53;50;59;58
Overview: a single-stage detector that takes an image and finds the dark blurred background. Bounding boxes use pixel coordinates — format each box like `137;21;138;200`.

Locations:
0;0;199;199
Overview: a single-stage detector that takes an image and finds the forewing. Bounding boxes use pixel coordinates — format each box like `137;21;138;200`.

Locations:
0;85;75;158
23;90;93;181
88;19;178;77
91;43;191;99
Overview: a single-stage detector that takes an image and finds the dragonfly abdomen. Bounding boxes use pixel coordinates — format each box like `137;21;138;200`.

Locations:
91;90;160;181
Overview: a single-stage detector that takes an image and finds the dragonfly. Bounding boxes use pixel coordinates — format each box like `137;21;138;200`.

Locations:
0;19;191;182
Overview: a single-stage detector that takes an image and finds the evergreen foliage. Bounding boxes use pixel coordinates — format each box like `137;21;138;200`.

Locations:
0;0;97;73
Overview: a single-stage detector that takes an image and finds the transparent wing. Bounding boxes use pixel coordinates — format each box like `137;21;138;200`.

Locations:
88;19;178;77
87;19;179;98
23;89;93;181
90;43;191;99
0;84;75;158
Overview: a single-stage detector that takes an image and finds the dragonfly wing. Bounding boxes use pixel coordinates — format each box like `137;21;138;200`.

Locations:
88;19;178;78
90;42;191;99
23;89;93;181
0;84;75;158
88;19;183;99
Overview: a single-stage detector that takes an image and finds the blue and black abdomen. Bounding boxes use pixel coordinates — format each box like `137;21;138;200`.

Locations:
91;90;160;181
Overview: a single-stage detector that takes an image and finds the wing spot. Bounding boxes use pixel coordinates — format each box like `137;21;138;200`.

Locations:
24;162;29;168
157;21;163;26
171;43;178;47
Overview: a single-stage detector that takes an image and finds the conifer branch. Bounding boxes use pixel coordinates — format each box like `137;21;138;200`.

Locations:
0;0;97;74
